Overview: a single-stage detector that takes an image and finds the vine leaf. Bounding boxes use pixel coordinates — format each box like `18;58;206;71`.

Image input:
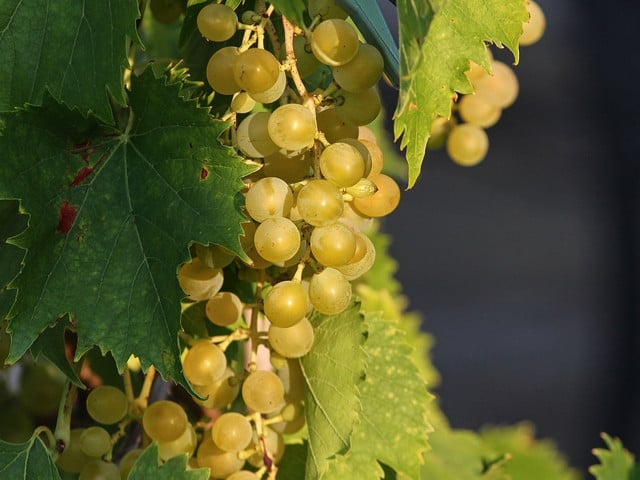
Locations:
301;303;367;479
394;0;527;188
589;433;640;480
0;436;61;480
0;200;27;322
0;69;253;391
276;442;308;479
0;0;140;123
323;311;432;479
128;443;209;480
269;1;306;28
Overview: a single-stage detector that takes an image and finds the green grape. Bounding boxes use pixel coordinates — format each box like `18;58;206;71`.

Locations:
236;112;280;158
263;150;312;184
332;43;384;93
427;116;452;149
278;358;305;403
245;176;293;222
319;141;366;187
311;19;359;66
241;10;258;24
227;471;260;480
183;340;227;386
249;70;286;104
86;385;129;425
195;243;235;270
233;48;281;94
79;459;120;480
57;429;92;473
253;217;301;264
79;426;112;458
197;3;238;42
267;104;317;151
308;0;348;19
520;0;545;46
196;432;245;477
472;60;519;108
296;179;344;227
445;123;489;167
308;267;352;315
192;367;240;409
352;173;401;218
248;426;285;467
310;222;357;267
264;280;308;328
0;404;34;443
458;93;502;127
142;400;189;443
339;137;372;177
118;448;143;479
178;258;224;301
230;92;256;114
316;107;358;144
149;0;183;24
291;35;321;78
242;370;285;414
206;46;241;95
206;291;243;327
19;362;64;417
211;412;253;452
158;423;197;461
335;87;381;125
268;317;315;358
336;230;376;280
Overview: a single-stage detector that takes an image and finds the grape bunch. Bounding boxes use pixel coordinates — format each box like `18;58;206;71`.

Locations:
430;0;546;167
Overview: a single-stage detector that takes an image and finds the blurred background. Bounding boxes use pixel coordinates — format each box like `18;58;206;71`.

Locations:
378;0;640;470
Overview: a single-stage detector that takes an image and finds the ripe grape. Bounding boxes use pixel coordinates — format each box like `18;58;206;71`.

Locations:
319;141;366;188
308;267;352;315
335;87;382;126
211;412;253;452
79;426;112;458
233;48;281;94
206;46;241;95
197;433;245;477
158;424;197;461
339;137;373;177
253;217;301;264
352;174;401;218
472;61;519;108
183;340;227;386
206;291;243;327
316;107;358;144
142;400;188;443
458;94;502;128
311;19;359;66
86;385;128;425
236;112;280;159
310;222;357;267
268;104;317;151
197;3;238;42
446;123;489;166
78;460;119;480
332;43;384;93
249;70;287;104
242;370;285;413
520;0;546;46
264;280;309;328
245;176;293;222
296;179;344;227
178;258;224;301
268;317;315;358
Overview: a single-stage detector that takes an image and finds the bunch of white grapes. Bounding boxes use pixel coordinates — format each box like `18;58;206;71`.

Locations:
430;0;546;167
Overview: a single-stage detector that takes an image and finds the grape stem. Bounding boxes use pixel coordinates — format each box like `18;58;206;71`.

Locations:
131;365;157;415
52;379;77;460
282;16;315;111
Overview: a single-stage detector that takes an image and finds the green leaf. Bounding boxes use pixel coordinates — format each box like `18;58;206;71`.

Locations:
394;0;527;187
0;69;253;391
0;436;61;480
0;200;27;320
301;303;367;479
277;442;308;479
128;443;209;480
480;423;579;480
0;0;140;123
270;0;306;29
589;433;638;480
324;310;432;479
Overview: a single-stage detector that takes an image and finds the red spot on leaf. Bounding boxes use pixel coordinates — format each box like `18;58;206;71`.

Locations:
201;167;209;180
70;166;95;187
57;201;77;234
409;102;419;111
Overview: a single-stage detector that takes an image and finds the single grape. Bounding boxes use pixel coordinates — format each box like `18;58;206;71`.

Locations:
245;176;293;222
197;3;238;42
57;429;93;473
445;123;489;166
230;91;256;114
336;231;376;280
296;179;344;227
335;87;381;125
142;400;189;443
268;104;317;151
264;280;309;328
118;448;143;479
351;173;401;218
308;0;348;19
196;431;245;477
316;107;358;144
268;317;315;358
149;0;183;24
520;0;546;46
310;222;357;267
242;370;285;413
183;340;227;386
178;258;224;301
212;412;253;452
308;267;352;315
253;217;301;264
339;138;373;177
192;367;240;409
319;141;366;188
263;150;312;184
206;46;241;95
206;291;243;327
79;460;119;480
86;385;129;425
236;112;280;159
311;19;359;66
458;93;502;128
79;426;112;458
332;43;384;93
158;424;197;461
233;48;281;94
472;60;519;108
249;70;287;104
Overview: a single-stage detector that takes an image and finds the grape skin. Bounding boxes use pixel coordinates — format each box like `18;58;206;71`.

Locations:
446;123;489;167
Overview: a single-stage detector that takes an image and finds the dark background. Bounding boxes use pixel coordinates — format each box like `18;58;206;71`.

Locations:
378;0;640;471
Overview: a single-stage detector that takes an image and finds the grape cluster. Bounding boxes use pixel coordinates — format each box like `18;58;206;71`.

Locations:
430;0;546;167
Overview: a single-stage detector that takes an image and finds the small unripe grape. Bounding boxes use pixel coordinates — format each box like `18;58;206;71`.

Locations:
245;176;293;222
178;258;224;301
212;412;253;452
206;46;241;95
352;174;401;218
520;0;546;46
268;104;317;151
268;317;315;358
197;3;238;42
446;123;489;167
264;280;309;328
206;291;243;327
253;217;301;264
310;223;357;267
142;400;188;443
86;385;129;425
309;267;352;315
233;48;281;94
183;340;227;386
296;179;344;227
242;370;285;413
311;19;359;66
335;87;382;126
332;43;384;93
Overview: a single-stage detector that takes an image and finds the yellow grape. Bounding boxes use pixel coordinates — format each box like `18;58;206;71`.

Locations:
446;123;489;167
142;400;188;443
197;433;245;478
206;46;241;95
206;291;243;327
86;385;128;425
183;340;227;386
520;0;546;46
268;317;315;358
352;174;401;218
177;258;224;301
311;19;359;66
197;3;237;42
242;370;285;413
